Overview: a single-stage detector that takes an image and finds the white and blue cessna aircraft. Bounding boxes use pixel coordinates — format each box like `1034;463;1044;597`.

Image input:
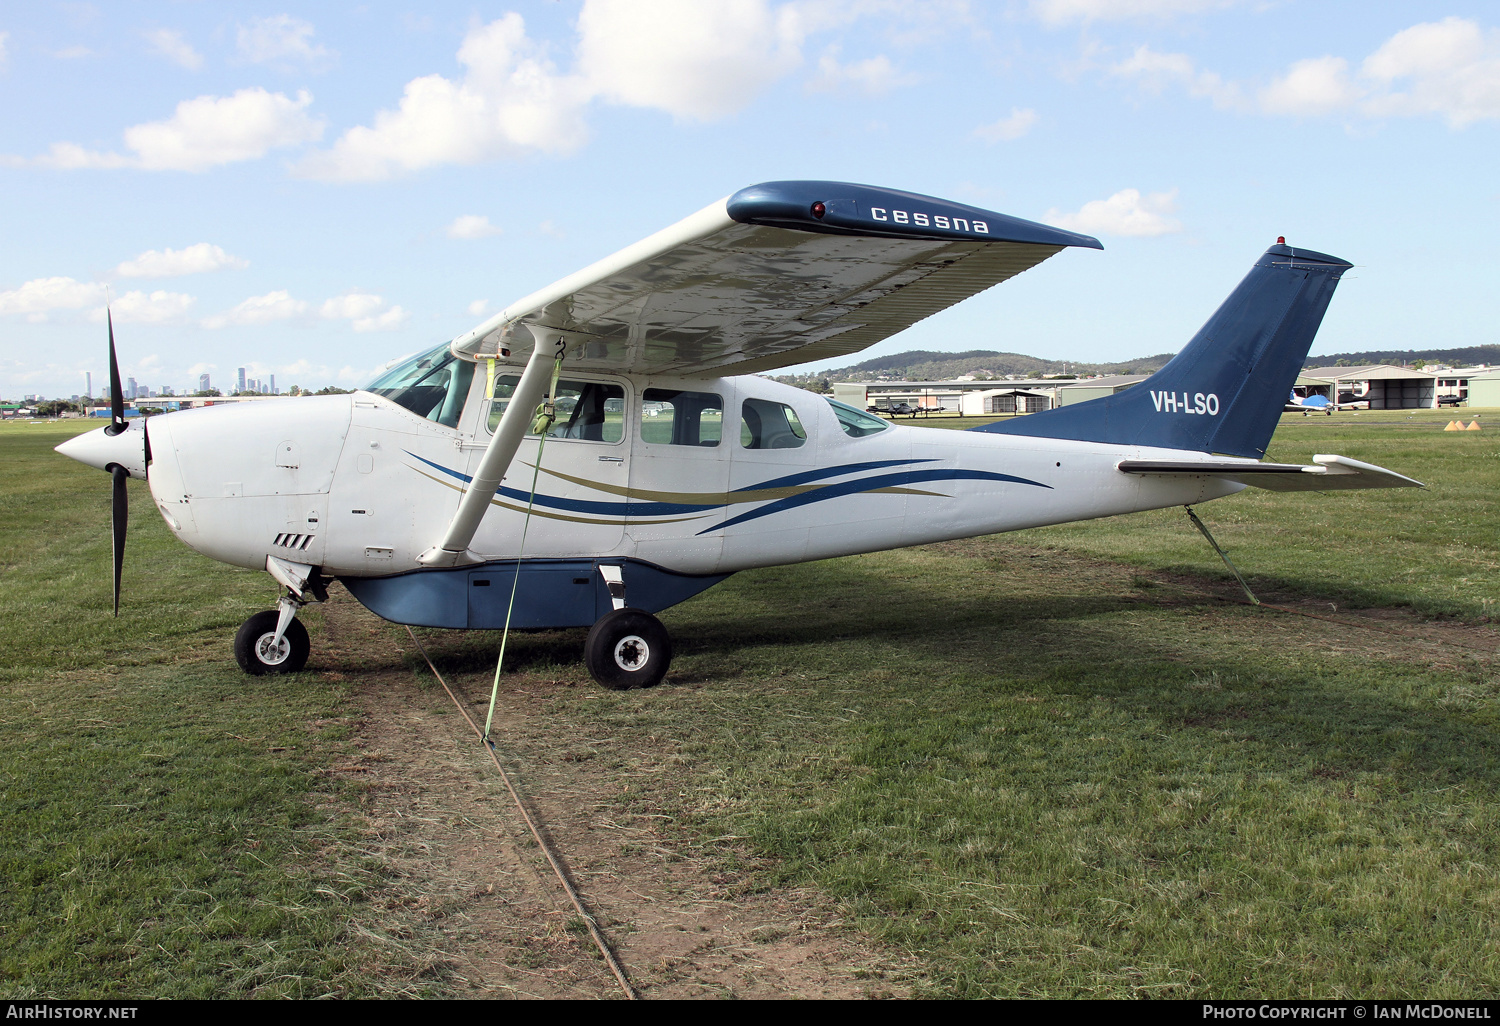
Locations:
57;181;1420;689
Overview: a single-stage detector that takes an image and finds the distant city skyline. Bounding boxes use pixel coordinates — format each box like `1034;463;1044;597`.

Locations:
34;360;297;401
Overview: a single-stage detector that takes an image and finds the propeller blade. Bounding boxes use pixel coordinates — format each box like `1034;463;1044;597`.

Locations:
111;464;128;616
106;307;125;436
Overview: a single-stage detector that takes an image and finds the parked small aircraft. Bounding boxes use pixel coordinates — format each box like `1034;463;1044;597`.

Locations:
57;181;1420;688
1285;390;1365;415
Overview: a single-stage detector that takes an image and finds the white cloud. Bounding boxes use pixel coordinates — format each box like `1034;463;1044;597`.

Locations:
36;143;132;169
115;243;248;278
300;1;894;181
1358;17;1500;127
1031;0;1235;25
123;89;323;171
320;293;384;320
1111;46;1244;109
1116;19;1500;128
41;88;323;172
202;290;308;329
579;0;805;118
295;14;589;181
973;107;1038;142
0;276;99;319
237;15;333;67
807;47;913;95
446;215;503;240
145;29;204;71
52;46;92;60
467;299;491;317
352;307;410;332
1259;56;1361;116
1047;188;1182;237
321;292;409;332
96;290;196;324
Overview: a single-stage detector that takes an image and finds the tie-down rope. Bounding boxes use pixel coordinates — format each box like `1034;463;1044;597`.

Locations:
404;625;639;1000
482;351;564;743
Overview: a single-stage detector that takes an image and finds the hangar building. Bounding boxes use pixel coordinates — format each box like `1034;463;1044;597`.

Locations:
1296;365;1439;409
1465;370;1500;407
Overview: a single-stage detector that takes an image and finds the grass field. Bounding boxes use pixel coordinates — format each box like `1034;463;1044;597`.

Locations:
3;408;1497;998
0;421;434;998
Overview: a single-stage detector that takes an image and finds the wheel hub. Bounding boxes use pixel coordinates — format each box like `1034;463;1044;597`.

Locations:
255;631;291;666
613;635;649;672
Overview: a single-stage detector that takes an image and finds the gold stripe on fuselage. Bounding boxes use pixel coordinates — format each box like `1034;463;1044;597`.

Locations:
409;467;713;527
524;463;947;504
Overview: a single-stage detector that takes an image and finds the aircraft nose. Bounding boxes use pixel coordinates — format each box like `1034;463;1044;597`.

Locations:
56;421;149;479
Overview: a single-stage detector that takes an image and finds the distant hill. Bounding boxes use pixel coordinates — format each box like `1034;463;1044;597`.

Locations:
769;343;1499;389
773;349;1176;386
1303;345;1500;369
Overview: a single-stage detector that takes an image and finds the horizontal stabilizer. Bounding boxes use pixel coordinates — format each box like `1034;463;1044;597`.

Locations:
1117;454;1423;491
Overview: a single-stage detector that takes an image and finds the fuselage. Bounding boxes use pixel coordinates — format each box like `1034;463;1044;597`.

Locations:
126;362;1243;585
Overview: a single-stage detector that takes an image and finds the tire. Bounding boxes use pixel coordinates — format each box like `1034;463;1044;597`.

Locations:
584;608;672;690
234;610;310;675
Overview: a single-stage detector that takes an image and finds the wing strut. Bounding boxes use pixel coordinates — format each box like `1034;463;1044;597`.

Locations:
417;326;567;568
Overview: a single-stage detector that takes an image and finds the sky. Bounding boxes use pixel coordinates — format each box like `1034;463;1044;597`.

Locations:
1;0;1497;398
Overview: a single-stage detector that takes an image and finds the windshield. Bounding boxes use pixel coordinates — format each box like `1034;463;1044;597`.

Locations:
827;397;888;437
365;342;475;428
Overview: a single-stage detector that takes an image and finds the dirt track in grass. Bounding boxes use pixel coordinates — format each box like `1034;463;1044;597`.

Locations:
311;544;1498;999
315;586;907;1000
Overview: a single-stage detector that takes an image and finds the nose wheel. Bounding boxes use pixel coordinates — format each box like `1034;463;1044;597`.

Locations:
584;608;672;690
234;609;310;675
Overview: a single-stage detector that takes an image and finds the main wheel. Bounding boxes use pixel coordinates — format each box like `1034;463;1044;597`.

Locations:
234;610;310;675
584;608;672;690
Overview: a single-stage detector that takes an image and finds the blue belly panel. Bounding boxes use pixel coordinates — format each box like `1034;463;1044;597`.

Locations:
339;559;730;630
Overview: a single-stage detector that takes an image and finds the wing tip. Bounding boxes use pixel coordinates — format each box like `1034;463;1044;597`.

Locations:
728;180;1102;250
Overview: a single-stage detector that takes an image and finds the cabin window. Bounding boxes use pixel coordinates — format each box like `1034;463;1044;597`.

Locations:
365;342;476;428
740;398;806;449
826;398;888;437
488;375;625;442
641;389;723;446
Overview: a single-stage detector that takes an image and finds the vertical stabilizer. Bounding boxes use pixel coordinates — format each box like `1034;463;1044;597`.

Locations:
973;244;1353;457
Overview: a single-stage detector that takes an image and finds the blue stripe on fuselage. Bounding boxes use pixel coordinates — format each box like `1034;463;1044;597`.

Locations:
733;460;935;492
705;468;1051;534
405;452;1047;532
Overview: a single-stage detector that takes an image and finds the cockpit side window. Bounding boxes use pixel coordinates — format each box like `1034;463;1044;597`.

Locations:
488;376;625;442
365;342;475;428
826;398;889;437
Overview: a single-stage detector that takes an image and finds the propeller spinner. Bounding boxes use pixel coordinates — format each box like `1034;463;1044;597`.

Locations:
54;309;149;615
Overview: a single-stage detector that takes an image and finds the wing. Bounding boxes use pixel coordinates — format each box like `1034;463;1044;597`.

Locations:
452;181;1101;376
1117;454;1423;491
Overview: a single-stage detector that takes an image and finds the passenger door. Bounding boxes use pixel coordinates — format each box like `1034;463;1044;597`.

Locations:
626;383;732;570
721;385;819;565
466;373;630;558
